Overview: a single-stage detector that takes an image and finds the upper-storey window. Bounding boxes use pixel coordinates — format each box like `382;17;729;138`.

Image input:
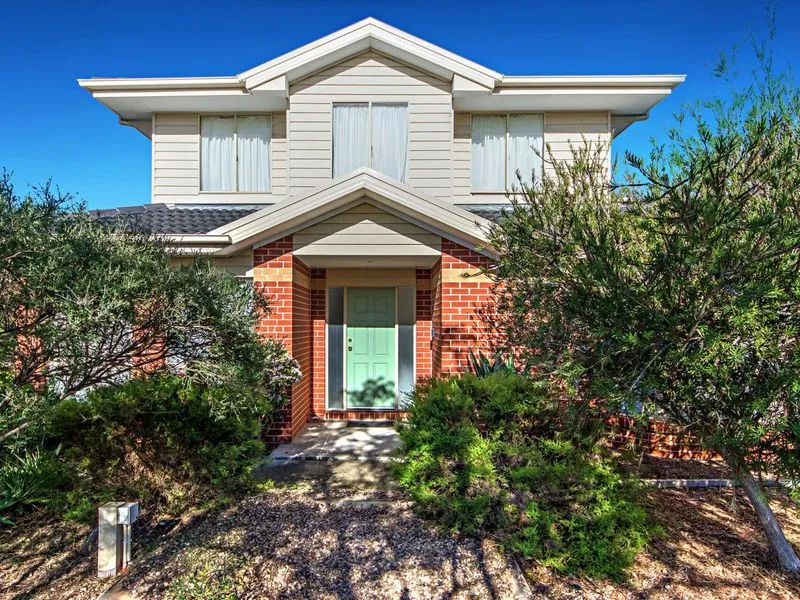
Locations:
471;114;543;191
332;103;408;182
200;115;271;192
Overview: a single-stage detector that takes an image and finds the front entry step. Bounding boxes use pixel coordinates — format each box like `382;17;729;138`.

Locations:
346;419;396;427
268;422;401;462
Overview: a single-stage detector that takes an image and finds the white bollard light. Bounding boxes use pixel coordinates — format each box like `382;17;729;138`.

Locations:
97;501;139;578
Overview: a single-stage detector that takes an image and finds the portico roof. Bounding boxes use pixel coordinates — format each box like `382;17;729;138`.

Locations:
209;168;496;258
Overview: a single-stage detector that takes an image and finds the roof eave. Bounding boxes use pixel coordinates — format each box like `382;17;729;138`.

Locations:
211;169;496;258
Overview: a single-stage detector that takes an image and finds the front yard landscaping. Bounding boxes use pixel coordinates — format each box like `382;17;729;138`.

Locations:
2;460;799;599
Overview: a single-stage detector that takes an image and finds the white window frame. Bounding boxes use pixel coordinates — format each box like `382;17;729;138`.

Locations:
199;114;272;193
330;102;409;181
470;113;544;193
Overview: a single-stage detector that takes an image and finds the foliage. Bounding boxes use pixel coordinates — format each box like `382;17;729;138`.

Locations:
486;42;800;568
7;374;273;522
0;171;298;424
396;373;651;580
0;173;301;524
0;447;66;524
466;348;519;377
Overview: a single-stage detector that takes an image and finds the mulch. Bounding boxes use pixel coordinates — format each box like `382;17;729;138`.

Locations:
2;461;799;599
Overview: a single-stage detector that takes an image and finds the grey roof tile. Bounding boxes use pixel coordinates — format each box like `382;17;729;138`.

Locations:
90;204;265;234
459;204;508;223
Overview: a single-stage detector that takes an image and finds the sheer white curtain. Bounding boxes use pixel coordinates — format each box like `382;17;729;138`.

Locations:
471;116;506;191
237;116;271;192
371;104;408;182
332;104;369;178
508;114;543;188
201;117;235;191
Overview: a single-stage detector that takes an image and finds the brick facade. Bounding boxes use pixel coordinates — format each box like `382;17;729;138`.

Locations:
252;236;714;459
253;235;499;444
415;269;433;380
253;236;312;445
433;239;495;375
310;269;327;419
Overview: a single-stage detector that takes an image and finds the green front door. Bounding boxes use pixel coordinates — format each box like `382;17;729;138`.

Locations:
346;287;396;408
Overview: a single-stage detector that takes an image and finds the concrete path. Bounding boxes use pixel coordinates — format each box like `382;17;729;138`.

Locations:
268;421;401;461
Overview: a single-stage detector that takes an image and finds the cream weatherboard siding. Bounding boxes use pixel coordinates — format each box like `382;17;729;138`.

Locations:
292;202;441;260
452;111;611;204
151;113;287;204
543;111;611;176
287;51;452;200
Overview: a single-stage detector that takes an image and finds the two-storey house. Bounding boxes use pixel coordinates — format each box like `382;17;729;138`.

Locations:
80;18;684;443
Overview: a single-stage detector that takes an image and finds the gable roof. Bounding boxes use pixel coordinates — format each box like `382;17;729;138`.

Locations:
210;168;496;257
77;17;685;138
238;17;501;91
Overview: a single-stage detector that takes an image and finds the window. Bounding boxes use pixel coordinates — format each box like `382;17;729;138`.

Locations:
201;115;271;192
471;114;543;191
332;103;408;181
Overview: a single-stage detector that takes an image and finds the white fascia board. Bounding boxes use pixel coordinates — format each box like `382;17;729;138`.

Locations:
77;76;241;91
211;169;495;256
250;74;288;96
240;17;500;90
455;87;678;114
453;73;493;94
498;74;686;88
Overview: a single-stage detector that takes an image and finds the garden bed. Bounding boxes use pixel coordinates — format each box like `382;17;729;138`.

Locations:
617;454;732;480
2;470;799;599
525;487;800;599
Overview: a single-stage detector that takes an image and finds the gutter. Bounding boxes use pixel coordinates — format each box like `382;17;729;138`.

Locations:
77;76;243;92
497;74;686;89
156;234;231;245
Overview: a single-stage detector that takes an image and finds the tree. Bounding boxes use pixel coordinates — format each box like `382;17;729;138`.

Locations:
487;49;800;570
0;172;299;444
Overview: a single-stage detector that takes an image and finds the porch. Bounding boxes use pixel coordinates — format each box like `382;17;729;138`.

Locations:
255;237;496;446
268;421;401;461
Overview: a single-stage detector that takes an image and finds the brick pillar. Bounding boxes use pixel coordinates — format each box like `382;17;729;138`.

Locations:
435;239;495;375
310;269;326;418
415;269;433;381
431;259;443;377
253;236;312;445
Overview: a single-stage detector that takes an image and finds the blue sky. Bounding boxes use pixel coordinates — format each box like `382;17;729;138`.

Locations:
1;0;797;209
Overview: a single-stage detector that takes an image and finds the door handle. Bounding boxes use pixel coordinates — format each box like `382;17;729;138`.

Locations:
348;346;353;351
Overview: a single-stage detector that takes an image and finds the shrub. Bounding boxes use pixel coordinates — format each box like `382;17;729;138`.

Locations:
40;374;273;521
396;372;651;581
0;448;66;524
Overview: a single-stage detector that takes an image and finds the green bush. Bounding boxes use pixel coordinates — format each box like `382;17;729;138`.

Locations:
396;372;651;581
0;448;66;524
36;374;272;521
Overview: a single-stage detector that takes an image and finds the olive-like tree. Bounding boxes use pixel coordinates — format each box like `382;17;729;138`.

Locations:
487;51;800;570
0;173;298;445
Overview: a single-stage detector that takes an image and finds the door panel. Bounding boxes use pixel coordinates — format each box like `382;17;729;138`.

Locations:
346;288;396;408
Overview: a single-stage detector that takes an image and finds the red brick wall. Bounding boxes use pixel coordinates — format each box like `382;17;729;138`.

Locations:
415;269;433;381
435;239;495;375
431;259;442;376
290;259;311;437
253;236;313;445
254;237;500;438
607;415;719;459
310;269;326;418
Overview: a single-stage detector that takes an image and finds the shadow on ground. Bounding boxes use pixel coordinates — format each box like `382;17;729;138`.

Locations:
5;465;800;599
99;460;524;599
